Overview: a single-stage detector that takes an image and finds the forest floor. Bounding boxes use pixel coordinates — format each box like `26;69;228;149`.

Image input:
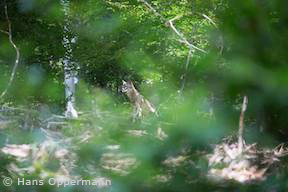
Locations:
1;105;288;187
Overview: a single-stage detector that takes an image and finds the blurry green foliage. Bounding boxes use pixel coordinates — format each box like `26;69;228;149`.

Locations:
1;0;288;191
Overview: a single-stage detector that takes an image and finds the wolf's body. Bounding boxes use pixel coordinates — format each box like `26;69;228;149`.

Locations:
121;80;167;140
121;80;157;120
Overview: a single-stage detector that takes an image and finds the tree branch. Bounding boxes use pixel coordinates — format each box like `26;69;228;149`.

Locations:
201;13;223;55
0;29;9;35
166;16;206;53
202;14;217;27
138;0;165;21
138;0;207;92
138;0;206;54
0;0;20;99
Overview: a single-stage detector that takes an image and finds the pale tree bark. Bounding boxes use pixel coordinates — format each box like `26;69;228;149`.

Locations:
60;0;78;118
0;0;20;99
238;95;248;153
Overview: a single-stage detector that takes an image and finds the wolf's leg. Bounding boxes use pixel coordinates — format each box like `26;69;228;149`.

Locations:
145;100;158;116
132;106;137;122
136;103;142;118
132;103;142;122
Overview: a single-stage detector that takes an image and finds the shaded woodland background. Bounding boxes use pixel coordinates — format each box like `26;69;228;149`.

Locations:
1;0;288;191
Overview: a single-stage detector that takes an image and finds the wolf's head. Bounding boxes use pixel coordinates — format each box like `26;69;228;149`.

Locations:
121;80;134;93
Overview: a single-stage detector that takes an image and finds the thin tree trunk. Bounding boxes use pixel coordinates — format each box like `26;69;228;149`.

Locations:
60;0;78;118
238;95;248;153
0;0;20;99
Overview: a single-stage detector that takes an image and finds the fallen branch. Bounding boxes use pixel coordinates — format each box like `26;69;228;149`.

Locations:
0;0;20;99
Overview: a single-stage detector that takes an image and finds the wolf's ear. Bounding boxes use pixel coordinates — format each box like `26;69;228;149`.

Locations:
127;80;133;84
122;80;126;84
127;80;135;88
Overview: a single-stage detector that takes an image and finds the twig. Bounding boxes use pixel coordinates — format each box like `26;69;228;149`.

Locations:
138;0;206;54
202;14;217;27
0;106;37;113
238;95;248;153
0;0;20;99
138;0;165;21
166;16;207;53
201;13;223;55
180;48;192;92
0;29;9;35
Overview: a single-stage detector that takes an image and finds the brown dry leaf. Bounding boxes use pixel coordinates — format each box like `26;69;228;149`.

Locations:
274;144;288;157
206;141;286;183
1;144;31;158
55;149;69;159
127;130;148;137
101;152;138;176
163;155;188;167
154;174;172;183
156;127;168;140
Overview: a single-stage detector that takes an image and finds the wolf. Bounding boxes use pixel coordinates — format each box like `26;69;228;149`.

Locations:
121;80;167;140
121;80;157;120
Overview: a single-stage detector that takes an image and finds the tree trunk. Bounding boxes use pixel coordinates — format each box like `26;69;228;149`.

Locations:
238;95;248;153
60;0;78;118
